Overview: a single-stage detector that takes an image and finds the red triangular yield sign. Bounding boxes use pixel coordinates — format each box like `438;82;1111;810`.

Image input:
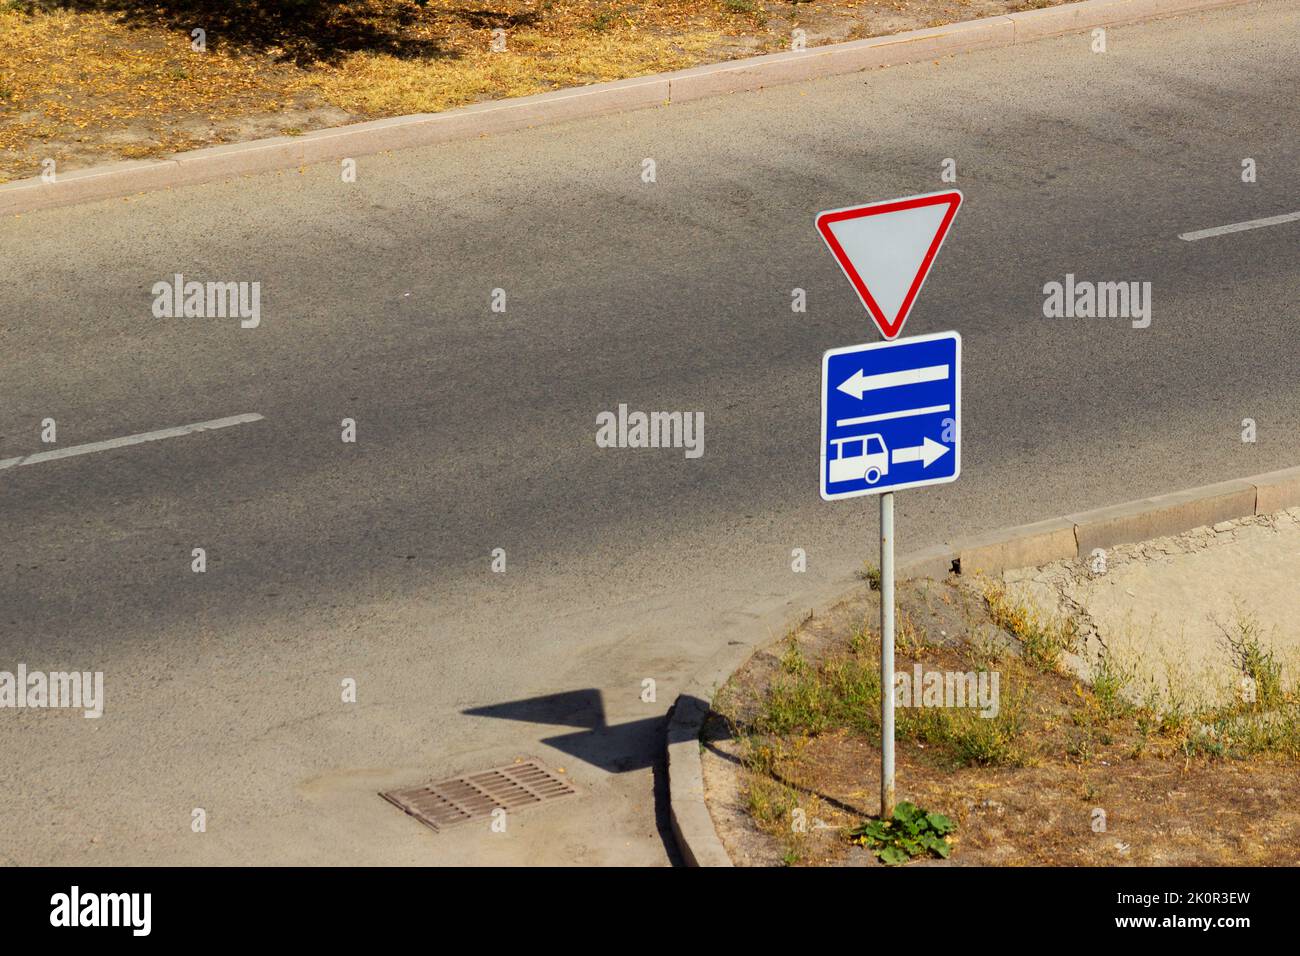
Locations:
815;190;962;340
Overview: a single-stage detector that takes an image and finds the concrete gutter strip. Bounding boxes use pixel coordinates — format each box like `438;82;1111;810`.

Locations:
0;0;1254;217
668;464;1300;865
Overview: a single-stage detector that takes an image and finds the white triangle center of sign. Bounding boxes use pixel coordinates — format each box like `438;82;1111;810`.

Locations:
824;203;950;323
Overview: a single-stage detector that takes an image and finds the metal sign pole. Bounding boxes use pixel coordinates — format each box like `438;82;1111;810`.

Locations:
816;193;963;823
879;490;895;818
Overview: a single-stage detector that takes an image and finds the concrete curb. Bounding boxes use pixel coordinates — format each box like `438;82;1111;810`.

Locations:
953;465;1300;575
666;695;733;867
0;0;1252;217
666;463;1300;866
666;631;760;867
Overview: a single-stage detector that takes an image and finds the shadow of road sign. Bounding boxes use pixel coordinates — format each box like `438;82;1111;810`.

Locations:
464;688;661;774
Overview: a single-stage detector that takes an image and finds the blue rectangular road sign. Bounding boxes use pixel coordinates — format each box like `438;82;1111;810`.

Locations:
820;331;960;500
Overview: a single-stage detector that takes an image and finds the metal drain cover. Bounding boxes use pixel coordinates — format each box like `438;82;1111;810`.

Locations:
381;759;577;832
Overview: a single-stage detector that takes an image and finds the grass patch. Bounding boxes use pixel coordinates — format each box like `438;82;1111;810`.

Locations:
732;732;822;863
982;581;1080;669
308;26;718;116
759;635;881;737
1;0;1079;181
716;578;1300;866
0;0;749;180
1217;609;1285;709
1090;651;1135;719
755;620;1029;768
896;683;1028;767
0;5;308;181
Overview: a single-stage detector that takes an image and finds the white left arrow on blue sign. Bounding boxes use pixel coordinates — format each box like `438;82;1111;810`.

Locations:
836;364;950;400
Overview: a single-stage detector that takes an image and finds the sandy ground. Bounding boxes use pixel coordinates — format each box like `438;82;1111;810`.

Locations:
1005;508;1300;709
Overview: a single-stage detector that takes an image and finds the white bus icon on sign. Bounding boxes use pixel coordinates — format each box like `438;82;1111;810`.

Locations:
829;433;889;485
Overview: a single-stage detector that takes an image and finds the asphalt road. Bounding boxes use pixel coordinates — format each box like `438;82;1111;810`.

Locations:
1;1;1296;865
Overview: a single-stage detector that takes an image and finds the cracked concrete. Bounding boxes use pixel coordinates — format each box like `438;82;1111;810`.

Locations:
1004;508;1300;708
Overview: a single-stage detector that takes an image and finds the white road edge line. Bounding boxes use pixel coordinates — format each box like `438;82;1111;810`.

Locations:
1178;211;1300;242
0;413;265;471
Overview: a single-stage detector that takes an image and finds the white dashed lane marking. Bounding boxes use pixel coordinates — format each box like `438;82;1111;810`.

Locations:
0;413;265;471
1179;211;1300;241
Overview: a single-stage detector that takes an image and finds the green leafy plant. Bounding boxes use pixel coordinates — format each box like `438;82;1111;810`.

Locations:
849;801;955;865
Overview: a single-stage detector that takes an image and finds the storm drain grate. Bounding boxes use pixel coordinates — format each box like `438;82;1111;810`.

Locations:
381;759;577;832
